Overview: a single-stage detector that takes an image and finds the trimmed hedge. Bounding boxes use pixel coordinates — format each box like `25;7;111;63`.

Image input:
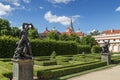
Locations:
78;45;91;54
0;36;17;58
91;46;102;53
37;62;106;79
111;56;120;64
35;61;57;66
0;36;92;57
31;40;78;56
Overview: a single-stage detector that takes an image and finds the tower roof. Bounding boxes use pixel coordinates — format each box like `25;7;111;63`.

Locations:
70;18;74;32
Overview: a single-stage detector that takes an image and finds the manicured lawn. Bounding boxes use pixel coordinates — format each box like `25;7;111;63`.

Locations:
0;53;120;79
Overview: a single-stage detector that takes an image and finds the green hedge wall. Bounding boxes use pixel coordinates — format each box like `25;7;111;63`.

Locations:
91;46;102;53
0;36;17;58
78;45;91;54
0;36;92;57
31;40;78;56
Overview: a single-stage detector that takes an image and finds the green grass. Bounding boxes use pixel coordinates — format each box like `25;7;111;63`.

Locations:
0;53;120;79
0;60;12;80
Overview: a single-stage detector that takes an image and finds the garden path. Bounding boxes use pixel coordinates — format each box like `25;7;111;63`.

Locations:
68;65;120;80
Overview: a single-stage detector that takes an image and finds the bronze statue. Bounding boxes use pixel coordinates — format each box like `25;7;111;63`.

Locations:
102;41;110;53
13;23;33;59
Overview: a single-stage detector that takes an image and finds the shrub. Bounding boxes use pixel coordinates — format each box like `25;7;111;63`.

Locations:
91;46;102;53
35;61;57;66
31;40;78;56
35;56;50;61
56;56;72;65
50;51;56;61
78;45;91;54
0;37;78;57
0;36;94;57
0;36;18;58
37;62;106;79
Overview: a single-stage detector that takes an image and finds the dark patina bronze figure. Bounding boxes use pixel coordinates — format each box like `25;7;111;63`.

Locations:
102;41;110;53
13;23;33;59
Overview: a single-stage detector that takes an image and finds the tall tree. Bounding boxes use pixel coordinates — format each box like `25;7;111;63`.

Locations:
89;30;100;36
81;35;97;47
28;28;39;39
59;34;69;41
0;18;11;35
47;32;59;40
0;18;10;30
10;27;21;37
69;33;80;43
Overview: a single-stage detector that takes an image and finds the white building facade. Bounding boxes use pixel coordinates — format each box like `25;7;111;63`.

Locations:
93;30;120;52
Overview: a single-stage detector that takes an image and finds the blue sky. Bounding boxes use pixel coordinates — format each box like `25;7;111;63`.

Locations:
0;0;120;34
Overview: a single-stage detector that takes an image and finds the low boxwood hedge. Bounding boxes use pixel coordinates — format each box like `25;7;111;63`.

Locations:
37;62;106;79
35;61;57;66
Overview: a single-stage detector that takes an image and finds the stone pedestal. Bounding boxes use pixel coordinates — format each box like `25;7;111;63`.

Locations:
101;53;111;65
12;59;34;80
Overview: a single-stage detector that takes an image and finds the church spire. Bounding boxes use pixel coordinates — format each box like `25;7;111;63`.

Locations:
70;18;74;32
46;27;48;30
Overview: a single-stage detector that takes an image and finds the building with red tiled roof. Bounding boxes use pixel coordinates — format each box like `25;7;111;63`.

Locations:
102;29;120;35
43;27;50;34
61;19;85;38
40;27;61;38
61;28;84;38
39;27;50;38
93;29;120;52
40;19;85;38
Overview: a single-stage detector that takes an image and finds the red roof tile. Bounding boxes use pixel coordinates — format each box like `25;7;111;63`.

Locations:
102;29;120;35
61;32;84;37
75;32;84;36
43;30;50;34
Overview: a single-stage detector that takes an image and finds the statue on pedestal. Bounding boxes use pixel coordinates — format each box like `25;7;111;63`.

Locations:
102;41;110;53
13;23;33;59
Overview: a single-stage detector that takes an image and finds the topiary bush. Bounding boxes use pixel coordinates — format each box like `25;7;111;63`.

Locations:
91;46;102;53
50;51;56;61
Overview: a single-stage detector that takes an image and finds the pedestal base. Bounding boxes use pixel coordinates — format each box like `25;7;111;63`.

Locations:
12;59;34;80
101;53;111;65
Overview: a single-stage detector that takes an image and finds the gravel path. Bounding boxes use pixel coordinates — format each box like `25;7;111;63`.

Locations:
68;65;120;80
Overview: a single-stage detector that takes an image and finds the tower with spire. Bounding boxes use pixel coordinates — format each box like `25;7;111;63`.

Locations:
70;18;74;32
66;18;74;32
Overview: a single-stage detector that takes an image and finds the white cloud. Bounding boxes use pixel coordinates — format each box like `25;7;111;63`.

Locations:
13;2;20;6
0;0;20;6
115;6;120;12
48;0;75;4
89;29;96;33
39;6;44;9
23;0;31;3
72;15;80;19
44;11;80;26
0;3;14;17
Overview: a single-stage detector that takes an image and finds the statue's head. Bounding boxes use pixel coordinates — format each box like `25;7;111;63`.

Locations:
22;23;34;30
